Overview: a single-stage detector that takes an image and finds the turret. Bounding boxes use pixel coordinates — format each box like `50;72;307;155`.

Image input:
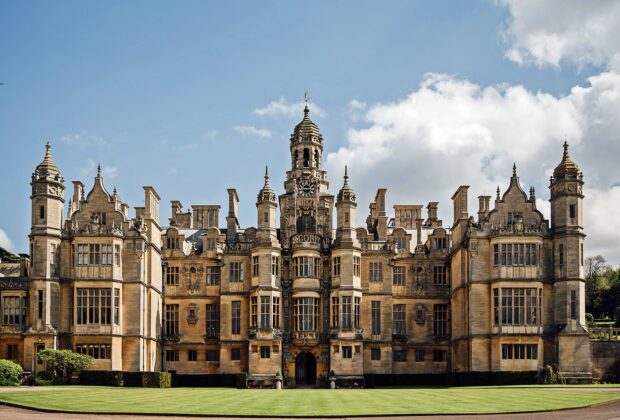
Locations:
335;166;359;248
256;167;278;242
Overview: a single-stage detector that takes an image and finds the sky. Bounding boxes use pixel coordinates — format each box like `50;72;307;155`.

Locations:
0;0;619;265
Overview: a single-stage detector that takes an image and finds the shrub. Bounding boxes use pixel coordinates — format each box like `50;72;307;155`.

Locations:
236;372;248;389
586;313;595;326
124;372;171;388
538;365;558;384
37;349;92;384
0;359;23;386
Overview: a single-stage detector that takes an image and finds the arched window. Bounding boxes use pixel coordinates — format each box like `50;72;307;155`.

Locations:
303;148;310;168
296;215;316;234
314;150;320;168
293;150;299;168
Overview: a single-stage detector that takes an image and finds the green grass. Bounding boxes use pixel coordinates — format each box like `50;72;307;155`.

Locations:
0;386;619;416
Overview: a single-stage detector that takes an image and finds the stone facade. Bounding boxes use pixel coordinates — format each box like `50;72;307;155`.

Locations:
0;107;591;384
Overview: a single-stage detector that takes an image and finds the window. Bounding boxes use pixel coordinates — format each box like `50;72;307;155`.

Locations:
76;344;111;359
252;256;259;277
113;288;120;325
260;346;271;359
231;301;241;334
250;296;258;328
341;296;352;329
206;304;220;338
229;262;243;282
165;350;179;362
433;350;447;362
166;237;180;249
165;304;179;336
433;266;448;286
294;297;319;331
272;297;280;329
271;256;279;276
331;297;339;328
371;348;381;360
76;288;112;325
231;348;241;361
393;350;407;362
371;301;381;335
353;256;361;276
494;243;538;266
7;344;18;360
354;296;361;329
92;212;107;225
369;262;383;282
395;238;407;251
293;256;320;277
342;346;352;359
580;243;584;266
165;267;179;285
507;212;518;225
206;349;220;362
393;304;406;336
569;204;576;224
434;237;447;250
188;350;198;362
114;245;120;266
344;211;349;223
263;211;269;223
260;296;271;329
2;296;27;325
39;205;45;219
570;290;577;319
494;288;542;325
559;244;564;267
433;304;448;336
75;244;114;266
415;349;425;362
393;266;406;286
333;257;341;276
501;344;537;360
206;266;220;285
37;290;44;320
206;238;216;250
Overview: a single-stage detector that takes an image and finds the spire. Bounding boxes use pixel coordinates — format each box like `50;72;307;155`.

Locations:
553;141;580;180
44;142;52;163
562;140;569;161
33;141;63;182
257;165;276;204
264;166;270;187
337;165;356;203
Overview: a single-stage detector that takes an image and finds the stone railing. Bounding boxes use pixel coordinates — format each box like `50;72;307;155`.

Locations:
589;327;620;341
489;223;545;235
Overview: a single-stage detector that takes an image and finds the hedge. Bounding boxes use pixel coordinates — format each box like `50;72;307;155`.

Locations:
172;373;236;387
77;371;171;388
364;371;538;387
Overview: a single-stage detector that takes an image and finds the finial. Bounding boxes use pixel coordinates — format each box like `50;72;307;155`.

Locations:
43;141;52;161
529;186;535;199
97;164;101;177
343;165;349;187
496;186;500;200
113;186;117;195
264;166;270;186
303;90;310;115
512;163;517;177
562;141;569;161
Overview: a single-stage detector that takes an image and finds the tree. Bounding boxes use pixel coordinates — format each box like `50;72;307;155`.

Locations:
585;255;613;318
0;246;20;263
36;349;92;384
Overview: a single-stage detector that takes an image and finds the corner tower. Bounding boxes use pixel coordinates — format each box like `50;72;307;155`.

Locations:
549;142;590;381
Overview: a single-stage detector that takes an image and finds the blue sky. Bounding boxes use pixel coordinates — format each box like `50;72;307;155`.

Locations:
1;1;619;264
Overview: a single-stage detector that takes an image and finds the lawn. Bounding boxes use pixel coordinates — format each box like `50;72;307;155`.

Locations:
0;386;619;416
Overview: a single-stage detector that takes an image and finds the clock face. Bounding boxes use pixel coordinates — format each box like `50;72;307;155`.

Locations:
298;180;316;196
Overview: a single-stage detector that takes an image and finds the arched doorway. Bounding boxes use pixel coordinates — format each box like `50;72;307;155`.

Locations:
295;352;317;385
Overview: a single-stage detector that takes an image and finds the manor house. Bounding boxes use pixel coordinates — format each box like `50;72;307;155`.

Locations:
0;106;591;384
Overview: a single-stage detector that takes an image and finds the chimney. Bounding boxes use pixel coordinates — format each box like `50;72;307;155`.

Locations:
226;189;240;241
374;188;388;241
427;202;438;222
477;195;491;222
451;186;469;224
143;186;160;223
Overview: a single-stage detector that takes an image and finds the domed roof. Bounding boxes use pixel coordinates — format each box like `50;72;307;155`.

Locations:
257;166;276;204
33;142;63;182
292;106;322;141
553;142;581;180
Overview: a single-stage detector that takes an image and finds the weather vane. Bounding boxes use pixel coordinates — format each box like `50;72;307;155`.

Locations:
303;90;309;106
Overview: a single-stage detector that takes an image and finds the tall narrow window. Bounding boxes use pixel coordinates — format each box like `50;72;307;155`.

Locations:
165;267;179;285
260;296;271;329
295;297;318;331
393;304;406;336
569;204;576;224
272;297;280;329
369;262;383;282
559;244;564;267
393;266;406;286
354;296;361;329
37;290;44;320
271;256;279;277
371;301;381;335
341;296;352;328
331;297;339;328
333;257;341;276
570;290;577;319
250;296;258;328
433;266;448;285
433;304;448;336
39;205;45;219
252;256;259;277
164;304;179;336
206;266;220;285
206;304;220;338
353;256;361;276
231;301;241;334
229;262;243;282
113;288;120;325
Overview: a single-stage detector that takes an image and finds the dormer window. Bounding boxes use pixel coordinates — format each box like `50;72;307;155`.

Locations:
434;237;447;250
166;237;180;249
507;212;519;225
92;212;107;225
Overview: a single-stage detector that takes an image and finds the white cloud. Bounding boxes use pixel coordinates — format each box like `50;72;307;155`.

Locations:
326;72;620;265
233;126;272;138
253;97;327;118
499;0;620;70
348;100;367;122
60;130;109;149
0;228;14;251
